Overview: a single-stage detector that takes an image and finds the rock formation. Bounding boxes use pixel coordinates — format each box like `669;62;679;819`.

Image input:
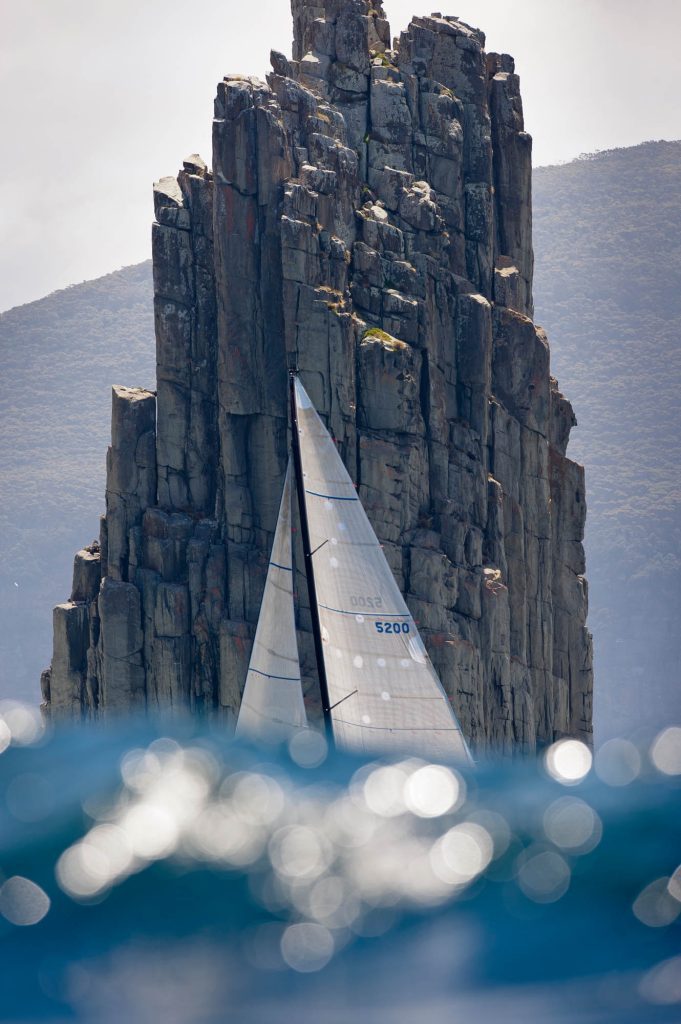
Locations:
41;1;593;753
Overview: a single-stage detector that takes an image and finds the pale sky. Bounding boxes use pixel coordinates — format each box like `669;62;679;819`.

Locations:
2;0;680;312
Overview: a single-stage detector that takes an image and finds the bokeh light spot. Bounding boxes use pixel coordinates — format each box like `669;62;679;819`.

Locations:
120;803;179;860
289;730;328;769
362;765;408;817
545;740;592;785
280;923;334;973
0;876;50;926
404;765;462;818
56;842;113;900
650;727;681;776
543;797;602;854
0;719;10;755
0;701;45;747
230;773;285;826
430;822;493;886
269;825;330;881
633;878;681;928
668;865;681;903
595;738;641;786
517;849;571;903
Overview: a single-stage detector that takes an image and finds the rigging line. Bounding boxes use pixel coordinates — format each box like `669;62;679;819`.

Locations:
328;689;359;712
309;539;329;558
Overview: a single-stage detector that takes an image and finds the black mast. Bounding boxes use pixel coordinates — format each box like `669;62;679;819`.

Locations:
289;369;334;746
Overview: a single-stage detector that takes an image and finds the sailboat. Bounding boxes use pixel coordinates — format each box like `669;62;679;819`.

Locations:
236;372;472;764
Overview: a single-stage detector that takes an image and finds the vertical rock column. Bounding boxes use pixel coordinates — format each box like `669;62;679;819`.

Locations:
488;52;533;317
153;157;218;515
149;160;223;716
46;386;156;717
97;386;157;711
397;16;494;297
42;601;89;720
103;385;157;582
549;381;593;742
211;75;294;713
42;544;102;719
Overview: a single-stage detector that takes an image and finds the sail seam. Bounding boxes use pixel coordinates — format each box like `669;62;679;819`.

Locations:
319;604;410;618
305;490;359;502
249;668;301;682
333;721;462;732
239;702;306;726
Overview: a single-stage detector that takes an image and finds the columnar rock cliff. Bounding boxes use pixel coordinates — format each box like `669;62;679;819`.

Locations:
41;1;593;752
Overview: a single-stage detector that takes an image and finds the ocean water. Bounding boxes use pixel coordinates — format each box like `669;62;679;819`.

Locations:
0;707;680;1023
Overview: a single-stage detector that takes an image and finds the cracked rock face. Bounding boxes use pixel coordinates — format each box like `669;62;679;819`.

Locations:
42;0;592;753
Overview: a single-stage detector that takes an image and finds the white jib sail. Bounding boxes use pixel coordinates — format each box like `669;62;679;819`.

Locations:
294;379;472;763
235;460;308;742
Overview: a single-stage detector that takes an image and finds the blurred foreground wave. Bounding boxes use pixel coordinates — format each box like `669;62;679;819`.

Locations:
0;704;680;1023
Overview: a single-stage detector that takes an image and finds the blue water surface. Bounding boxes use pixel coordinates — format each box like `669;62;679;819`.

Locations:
0;714;679;1023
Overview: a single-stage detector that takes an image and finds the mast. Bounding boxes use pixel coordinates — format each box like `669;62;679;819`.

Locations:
289;369;334;745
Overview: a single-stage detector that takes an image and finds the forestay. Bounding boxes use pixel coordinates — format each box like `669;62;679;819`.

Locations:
235;461;308;742
294;379;471;763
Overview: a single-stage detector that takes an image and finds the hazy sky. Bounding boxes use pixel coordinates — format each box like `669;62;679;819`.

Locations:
2;0;680;312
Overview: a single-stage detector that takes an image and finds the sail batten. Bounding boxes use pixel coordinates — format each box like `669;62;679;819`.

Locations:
318;605;411;618
235;461;308;743
293;377;472;764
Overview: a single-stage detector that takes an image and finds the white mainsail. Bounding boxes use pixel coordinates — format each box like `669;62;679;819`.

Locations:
294;378;472;763
235;461;308;742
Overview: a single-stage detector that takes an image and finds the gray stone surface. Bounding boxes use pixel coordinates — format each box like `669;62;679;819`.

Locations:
42;0;592;753
104;385;157;582
70;545;101;603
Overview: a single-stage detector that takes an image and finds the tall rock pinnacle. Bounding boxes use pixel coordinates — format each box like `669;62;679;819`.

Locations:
41;2;593;752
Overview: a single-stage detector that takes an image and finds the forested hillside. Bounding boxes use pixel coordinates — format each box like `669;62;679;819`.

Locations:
534;141;681;740
0;264;155;699
1;142;679;741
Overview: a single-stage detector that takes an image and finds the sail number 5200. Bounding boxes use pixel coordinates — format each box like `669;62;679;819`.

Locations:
375;622;411;635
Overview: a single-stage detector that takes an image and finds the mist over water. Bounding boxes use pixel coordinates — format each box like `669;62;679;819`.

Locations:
0;709;680;1022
